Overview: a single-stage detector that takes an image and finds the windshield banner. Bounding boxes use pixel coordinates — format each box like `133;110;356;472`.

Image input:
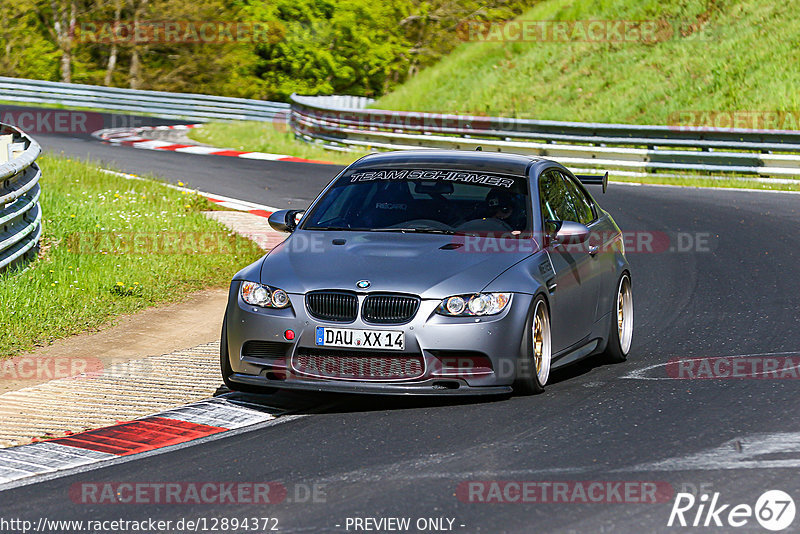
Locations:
346;169;517;188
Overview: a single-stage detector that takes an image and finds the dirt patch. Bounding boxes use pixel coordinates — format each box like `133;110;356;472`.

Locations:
0;288;228;394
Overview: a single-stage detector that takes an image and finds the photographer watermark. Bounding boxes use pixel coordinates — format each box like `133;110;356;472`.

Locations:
668;489;795;530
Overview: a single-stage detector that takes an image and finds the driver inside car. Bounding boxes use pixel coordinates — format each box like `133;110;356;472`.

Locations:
485;189;524;231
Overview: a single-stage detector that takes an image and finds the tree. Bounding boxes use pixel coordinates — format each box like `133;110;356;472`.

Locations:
0;0;60;80
103;0;123;85
0;0;539;98
48;0;78;82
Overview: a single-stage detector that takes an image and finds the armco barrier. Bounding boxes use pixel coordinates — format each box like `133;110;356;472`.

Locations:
289;94;800;177
0;123;42;271
0;77;288;122
3;75;798;177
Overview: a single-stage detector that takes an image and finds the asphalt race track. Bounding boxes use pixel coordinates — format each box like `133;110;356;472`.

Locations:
2;110;800;532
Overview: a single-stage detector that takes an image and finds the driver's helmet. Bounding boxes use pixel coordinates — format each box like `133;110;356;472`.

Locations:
486;189;514;217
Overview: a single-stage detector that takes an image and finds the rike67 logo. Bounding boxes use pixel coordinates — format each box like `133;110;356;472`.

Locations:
668;490;795;531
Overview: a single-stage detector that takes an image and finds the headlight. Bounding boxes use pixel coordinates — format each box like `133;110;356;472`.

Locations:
437;293;511;316
241;281;291;308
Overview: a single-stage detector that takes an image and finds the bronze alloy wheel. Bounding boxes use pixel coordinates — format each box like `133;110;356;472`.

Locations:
532;298;552;386
616;274;634;355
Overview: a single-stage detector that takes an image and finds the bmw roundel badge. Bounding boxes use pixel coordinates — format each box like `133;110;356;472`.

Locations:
356;280;371;289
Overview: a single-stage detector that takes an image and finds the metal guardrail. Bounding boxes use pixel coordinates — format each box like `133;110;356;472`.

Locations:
290;94;800;177
0;123;42;271
0;77;289;122
3;76;798;177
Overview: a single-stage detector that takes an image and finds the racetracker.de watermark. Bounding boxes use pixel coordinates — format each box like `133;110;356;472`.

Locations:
69;482;326;504
457;481;674;503
451;231;715;254
668;111;800;132
0;357;196;381
666;355;800;379
296;108;534;135
0;109;104;135
0;356;103;381
75;21;284;44
1;107;155;134
65;231;259;255
456;19;674;43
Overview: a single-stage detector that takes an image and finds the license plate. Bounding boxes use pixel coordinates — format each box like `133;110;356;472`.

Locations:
315;327;404;351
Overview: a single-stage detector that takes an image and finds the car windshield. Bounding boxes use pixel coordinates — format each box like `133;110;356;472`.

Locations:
301;168;531;235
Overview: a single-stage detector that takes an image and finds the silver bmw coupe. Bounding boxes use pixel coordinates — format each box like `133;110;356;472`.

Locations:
221;150;632;395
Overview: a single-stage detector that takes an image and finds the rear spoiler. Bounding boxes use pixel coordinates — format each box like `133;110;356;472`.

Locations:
575;171;608;194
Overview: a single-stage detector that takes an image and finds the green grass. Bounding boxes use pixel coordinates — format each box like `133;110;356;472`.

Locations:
185;0;800;191
187;121;370;166
0;155;265;359
375;0;800;124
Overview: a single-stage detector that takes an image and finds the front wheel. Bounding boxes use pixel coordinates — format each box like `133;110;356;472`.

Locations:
513;296;552;395
602;273;633;363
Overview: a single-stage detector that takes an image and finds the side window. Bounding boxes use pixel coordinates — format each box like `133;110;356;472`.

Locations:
560;172;596;225
538;170;579;223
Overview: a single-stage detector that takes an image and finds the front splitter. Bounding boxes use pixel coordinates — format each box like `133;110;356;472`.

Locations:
230;373;513;396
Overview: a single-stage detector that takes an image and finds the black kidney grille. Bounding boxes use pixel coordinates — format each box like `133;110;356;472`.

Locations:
306;291;358;322
362;294;420;324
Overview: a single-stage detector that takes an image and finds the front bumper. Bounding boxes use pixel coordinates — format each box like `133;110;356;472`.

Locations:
225;282;533;395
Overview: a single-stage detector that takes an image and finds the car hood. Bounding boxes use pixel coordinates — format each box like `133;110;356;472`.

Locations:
258;230;538;298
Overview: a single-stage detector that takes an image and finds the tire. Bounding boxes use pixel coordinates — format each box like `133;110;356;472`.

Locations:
513;296;552;395
220;317;277;395
602;273;633;363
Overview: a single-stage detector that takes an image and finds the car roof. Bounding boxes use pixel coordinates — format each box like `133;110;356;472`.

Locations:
349;150;545;176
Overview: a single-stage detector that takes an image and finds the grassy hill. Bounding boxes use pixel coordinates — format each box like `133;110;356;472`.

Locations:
375;0;800;124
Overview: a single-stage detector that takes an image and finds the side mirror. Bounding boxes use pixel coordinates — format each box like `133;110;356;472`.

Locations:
268;209;304;233
554;221;590;244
